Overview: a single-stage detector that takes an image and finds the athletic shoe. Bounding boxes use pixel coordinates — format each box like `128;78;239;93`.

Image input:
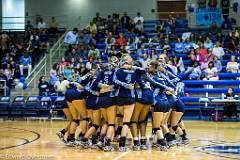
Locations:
66;141;76;147
155;144;168;151
56;132;66;144
119;146;128;152
103;145;114;152
140;144;148;150
132;145;141;151
167;140;176;148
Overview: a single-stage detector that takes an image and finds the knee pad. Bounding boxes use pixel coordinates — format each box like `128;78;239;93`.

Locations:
82;118;90;122
108;124;115;127
117;114;124;118
172;125;179;132
152;128;160;134
92;124;99;130
73;119;80;125
138;120;147;124
173;100;185;113
123;122;131;127
89;121;93;127
131;121;137;124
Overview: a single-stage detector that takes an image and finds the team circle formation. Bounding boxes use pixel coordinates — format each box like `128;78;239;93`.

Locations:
56;53;189;152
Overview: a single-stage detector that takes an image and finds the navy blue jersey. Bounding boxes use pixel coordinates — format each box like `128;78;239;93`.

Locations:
94;69;116;97
85;78;99;96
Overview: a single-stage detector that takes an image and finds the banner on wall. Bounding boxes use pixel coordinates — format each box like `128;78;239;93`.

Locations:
196;8;222;26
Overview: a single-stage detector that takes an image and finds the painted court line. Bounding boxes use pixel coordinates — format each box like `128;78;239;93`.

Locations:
113;151;130;160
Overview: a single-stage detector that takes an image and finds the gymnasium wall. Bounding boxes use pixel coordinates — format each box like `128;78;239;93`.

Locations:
25;0;156;29
0;0;2;30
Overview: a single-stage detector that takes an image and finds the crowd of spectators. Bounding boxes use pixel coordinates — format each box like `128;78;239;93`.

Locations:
0;16;62;96
31;12;240;96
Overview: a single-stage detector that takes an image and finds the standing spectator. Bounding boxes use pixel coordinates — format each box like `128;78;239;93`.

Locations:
167;14;175;33
49;16;58;34
212;42;225;59
126;19;135;33
121;12;130;30
86;21;97;33
226;55;239;73
25;20;34;30
38;76;50;96
37;18;47;29
227;39;237;53
173;56;185;73
58;57;68;74
0;69;10;96
64;28;79;45
107;15;114;31
134;12;144;24
49;63;59;86
223;88;238;118
1;31;9;50
93;12;102;28
19;53;32;76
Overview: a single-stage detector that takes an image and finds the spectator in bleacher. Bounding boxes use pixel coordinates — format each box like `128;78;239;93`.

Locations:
84;32;97;47
63;64;72;80
190;48;203;63
65;48;80;62
0;31;9;50
138;53;150;69
125;38;135;51
49;16;58;34
78;44;88;59
204;37;214;49
201;57;209;71
185;61;202;80
25;20;34;30
93;12;102;28
167;14;175;33
135;19;144;33
0;68;10;96
212;42;225;59
213;56;222;72
70;57;80;70
37;18;47;29
137;45;146;57
221;16;233;31
226;55;239;73
107;15;114;31
182;29;191;41
88;44;100;59
134;12;144;24
174;38;184;53
86;21;97;33
183;38;193;53
112;13;121;35
38;76;50;96
39;29;49;52
49;63;59;86
209;22;220;35
203;61;219;88
86;56;96;70
121;12;131;30
4;63;13;85
64;28;79;45
126;19;135;33
227;39;238;53
198;43;208;59
54;75;69;95
9;57;17;70
108;45;121;58
175;14;187;28
59;57;68;74
19;52;32;77
115;33;126;47
105;32;116;49
172;56;185;73
215;32;223;44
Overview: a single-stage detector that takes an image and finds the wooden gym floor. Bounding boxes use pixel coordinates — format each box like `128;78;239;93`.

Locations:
0;120;239;160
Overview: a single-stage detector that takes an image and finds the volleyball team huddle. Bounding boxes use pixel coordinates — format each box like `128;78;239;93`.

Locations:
57;54;189;152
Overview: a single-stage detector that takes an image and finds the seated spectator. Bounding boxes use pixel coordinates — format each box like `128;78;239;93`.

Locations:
201;57;209;71
183;38;193;53
204;37;214;49
108;45;121;58
121;12;131;30
105;32;115;49
107;15;114;31
185;61;202;80
182;29;191;41
39;29;49;51
125;38;135;51
115;33;126;47
65;48;80;62
63;64;72;80
64;28;79;45
205;48;214;62
93;12;102;28
227;39;237;53
86;57;96;70
126;19;135;33
135;20;144;33
221;16;233;30
86;21;97;33
4;64;13;85
49;16;58;34
213;56;222;72
78;44;88;59
49;63;59;86
88;44;100;59
58;57;68;74
212;42;225;59
70;57;80;70
137;45;146;58
19;52;32;76
223;88;238;118
138;53;150;69
167;14;175;33
203;61;219;88
25;20;34;30
38;76;50;96
37;18;47;29
54;75;69;95
175;14;187;28
175;38;184;53
198;43;208;59
226;55;239;73
1;31;9;50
